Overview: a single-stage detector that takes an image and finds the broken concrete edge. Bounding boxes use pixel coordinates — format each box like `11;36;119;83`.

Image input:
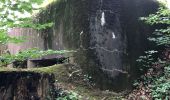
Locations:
0;64;65;74
0;70;56;99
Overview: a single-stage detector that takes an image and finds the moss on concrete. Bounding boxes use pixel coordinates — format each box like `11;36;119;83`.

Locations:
0;64;65;74
0;67;18;72
0;64;125;99
0;68;55;99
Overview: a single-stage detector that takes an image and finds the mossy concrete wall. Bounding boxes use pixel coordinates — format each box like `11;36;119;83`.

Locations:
8;28;45;54
0;71;55;100
8;0;158;91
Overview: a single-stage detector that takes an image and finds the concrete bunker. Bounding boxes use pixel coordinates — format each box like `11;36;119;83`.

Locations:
8;54;69;68
27;54;69;68
6;0;159;90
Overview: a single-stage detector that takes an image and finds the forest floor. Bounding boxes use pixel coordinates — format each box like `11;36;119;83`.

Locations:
42;64;125;100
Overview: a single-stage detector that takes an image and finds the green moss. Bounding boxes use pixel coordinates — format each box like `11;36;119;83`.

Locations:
57;82;124;100
36;0;88;49
0;64;65;74
0;64;125;99
27;64;65;74
0;67;18;72
29;64;69;82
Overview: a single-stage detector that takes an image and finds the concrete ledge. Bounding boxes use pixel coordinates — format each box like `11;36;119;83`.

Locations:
0;71;55;100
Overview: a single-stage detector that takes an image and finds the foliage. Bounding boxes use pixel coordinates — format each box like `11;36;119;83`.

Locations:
0;30;24;44
133;5;170;100
0;0;53;44
151;65;170;99
140;7;170;25
0;48;73;67
136;50;158;72
140;7;170;46
56;91;79;100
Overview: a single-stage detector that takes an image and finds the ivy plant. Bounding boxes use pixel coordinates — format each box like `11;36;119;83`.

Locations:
137;4;170;99
140;7;170;46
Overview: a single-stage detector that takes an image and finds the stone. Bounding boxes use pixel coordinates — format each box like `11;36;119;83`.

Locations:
0;71;55;100
8;0;159;91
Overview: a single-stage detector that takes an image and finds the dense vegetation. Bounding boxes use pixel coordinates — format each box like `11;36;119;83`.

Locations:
128;3;170;100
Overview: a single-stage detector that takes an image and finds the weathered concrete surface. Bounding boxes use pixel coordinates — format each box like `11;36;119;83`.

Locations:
8;0;159;91
0;72;55;100
0;44;7;55
8;28;45;54
7;54;68;68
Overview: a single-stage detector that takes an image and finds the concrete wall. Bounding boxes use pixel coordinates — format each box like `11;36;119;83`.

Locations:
8;28;45;55
8;0;159;91
0;72;55;100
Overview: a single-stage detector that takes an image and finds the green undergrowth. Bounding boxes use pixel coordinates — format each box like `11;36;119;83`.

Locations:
69;85;124;100
39;64;124;99
50;64;124;100
27;64;65;74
